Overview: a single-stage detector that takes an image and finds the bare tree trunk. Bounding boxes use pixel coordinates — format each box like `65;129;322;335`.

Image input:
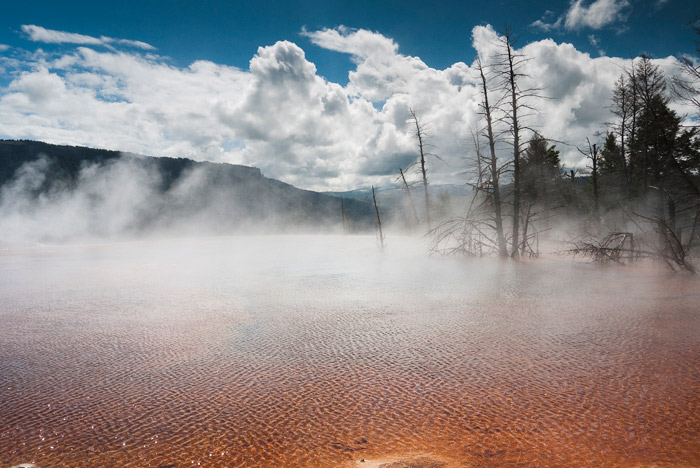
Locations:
520;202;531;256
340;197;347;234
591;142;600;218
579;138;600;220
620;127;628;192
629;62;638;192
668;196;677;239
409;108;431;230
504;33;521;259
474;131;484;187
399;167;420;227
372;186;385;250
612;74;630;193
477;56;507;257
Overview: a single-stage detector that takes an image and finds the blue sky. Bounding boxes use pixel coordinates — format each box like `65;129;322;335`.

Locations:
0;0;698;190
2;0;697;83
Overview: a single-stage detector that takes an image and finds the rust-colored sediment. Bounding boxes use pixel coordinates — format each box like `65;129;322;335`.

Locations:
1;238;699;468
356;454;452;468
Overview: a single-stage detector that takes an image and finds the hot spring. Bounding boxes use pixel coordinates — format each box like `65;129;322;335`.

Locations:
1;235;699;468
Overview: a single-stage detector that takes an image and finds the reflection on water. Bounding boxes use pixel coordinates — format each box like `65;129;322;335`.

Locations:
1;235;699;468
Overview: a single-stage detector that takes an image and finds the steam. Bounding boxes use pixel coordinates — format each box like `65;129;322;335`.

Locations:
0;154;346;245
0;156;160;243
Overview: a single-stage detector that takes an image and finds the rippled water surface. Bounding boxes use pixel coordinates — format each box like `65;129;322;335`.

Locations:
1;235;699;468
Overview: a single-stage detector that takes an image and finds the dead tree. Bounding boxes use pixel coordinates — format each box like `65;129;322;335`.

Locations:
476;55;508;257
340;197;347;234
641;187;699;273
654;213;697;273
567;232;638;265
610;74;631;190
567;200;700;273
520;202;534;257
372;185;385;250
409;108;433;230
428;129;504;258
579;138;601;219
628;61;639;187
397;167;420;227
568;226;697;273
493;28;540;258
504;31;522;258
428;188;499;257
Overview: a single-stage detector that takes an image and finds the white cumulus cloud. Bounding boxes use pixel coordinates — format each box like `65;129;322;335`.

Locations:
0;24;689;191
565;0;630;30
21;24;156;50
531;0;630;32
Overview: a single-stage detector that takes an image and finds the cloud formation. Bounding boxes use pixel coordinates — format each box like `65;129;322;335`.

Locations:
588;34;605;56
531;0;630;32
21;25;155;50
565;0;630;30
0;24;689;191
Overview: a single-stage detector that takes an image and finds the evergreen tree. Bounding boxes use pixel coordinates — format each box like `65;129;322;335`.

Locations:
599;132;623;176
520;134;561;205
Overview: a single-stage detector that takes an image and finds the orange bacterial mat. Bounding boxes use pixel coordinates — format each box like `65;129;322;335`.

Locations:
1;236;699;468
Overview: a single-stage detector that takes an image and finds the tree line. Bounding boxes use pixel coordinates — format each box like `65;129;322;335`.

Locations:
393;26;700;272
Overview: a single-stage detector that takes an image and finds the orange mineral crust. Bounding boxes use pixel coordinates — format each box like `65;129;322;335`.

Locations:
1;236;699;468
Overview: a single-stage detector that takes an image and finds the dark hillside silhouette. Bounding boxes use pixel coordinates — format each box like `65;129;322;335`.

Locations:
0;140;374;235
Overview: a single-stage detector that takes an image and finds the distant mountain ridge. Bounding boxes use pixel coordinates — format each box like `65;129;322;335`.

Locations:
0;140;373;240
0;139;260;191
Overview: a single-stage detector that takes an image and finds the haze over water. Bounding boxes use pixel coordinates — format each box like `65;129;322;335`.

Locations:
1;235;699;468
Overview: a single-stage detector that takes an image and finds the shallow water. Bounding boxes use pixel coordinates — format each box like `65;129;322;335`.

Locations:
1;235;699;468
